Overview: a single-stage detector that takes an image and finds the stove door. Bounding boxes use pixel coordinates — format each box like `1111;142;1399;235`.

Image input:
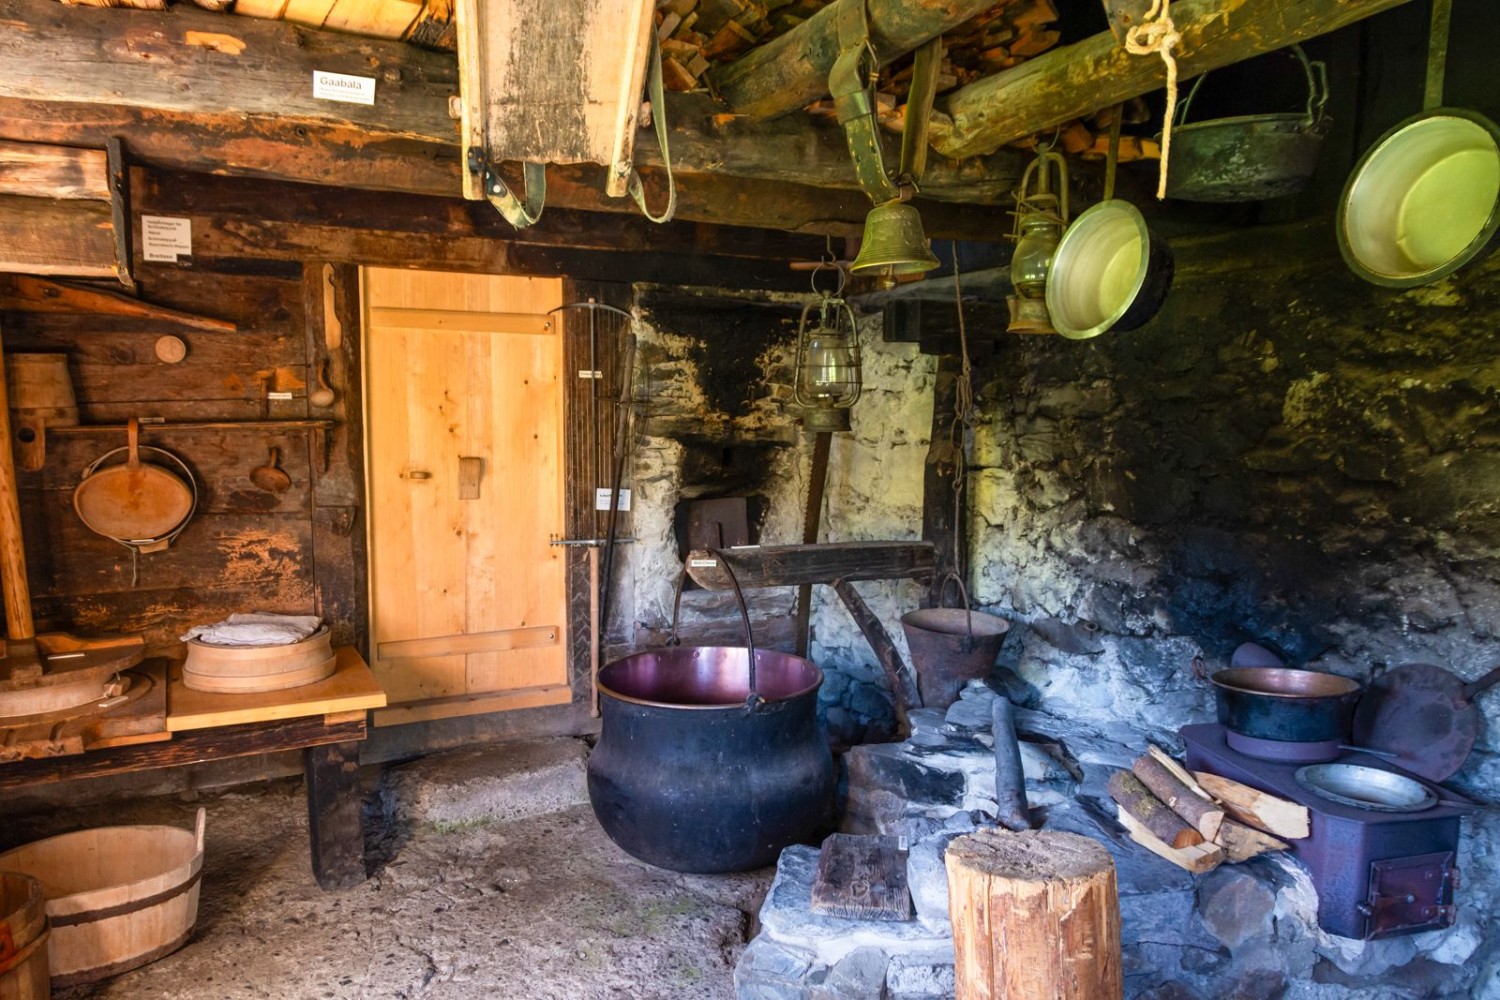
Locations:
1360;852;1457;939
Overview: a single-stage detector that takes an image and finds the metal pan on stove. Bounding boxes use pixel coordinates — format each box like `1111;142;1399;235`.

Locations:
1295;763;1438;813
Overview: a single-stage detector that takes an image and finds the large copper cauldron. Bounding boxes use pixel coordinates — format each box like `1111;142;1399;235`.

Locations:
587;557;833;873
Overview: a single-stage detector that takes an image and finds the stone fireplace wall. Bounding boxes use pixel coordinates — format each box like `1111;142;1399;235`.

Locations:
608;285;932;746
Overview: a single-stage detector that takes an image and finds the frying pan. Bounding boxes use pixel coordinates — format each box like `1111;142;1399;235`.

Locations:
1351;662;1500;782
73;417;195;553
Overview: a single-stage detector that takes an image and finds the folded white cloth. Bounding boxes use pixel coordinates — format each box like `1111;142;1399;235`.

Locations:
181;612;323;647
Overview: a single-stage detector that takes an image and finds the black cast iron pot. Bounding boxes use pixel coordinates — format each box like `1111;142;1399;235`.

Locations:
587;555;834;874
1210;666;1363;743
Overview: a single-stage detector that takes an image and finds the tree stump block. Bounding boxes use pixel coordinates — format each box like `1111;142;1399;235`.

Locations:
945;828;1123;1000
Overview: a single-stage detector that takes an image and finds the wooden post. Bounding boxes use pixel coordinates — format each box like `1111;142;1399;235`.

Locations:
946;828;1123;1000
303;740;366;890
793;431;832;657
0;322;36;645
922;355;963;608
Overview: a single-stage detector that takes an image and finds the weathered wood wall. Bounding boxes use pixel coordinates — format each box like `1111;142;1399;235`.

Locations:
1;259;366;655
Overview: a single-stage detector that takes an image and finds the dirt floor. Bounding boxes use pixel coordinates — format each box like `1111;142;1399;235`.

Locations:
9;771;772;1000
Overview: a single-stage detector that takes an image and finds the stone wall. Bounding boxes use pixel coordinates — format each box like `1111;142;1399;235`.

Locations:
967;224;1500;791
609;286;933;745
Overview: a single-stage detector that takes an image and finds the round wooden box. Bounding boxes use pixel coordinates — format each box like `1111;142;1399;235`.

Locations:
181;626;335;694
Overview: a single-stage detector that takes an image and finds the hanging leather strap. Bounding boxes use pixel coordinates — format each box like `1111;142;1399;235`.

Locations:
469;150;547;229
626;34;678;223
830;0;898;204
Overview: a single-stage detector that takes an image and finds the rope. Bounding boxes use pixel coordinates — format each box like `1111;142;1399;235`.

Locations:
1124;0;1181;200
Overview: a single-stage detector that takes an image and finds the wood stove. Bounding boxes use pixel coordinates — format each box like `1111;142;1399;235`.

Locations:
1182;722;1472;940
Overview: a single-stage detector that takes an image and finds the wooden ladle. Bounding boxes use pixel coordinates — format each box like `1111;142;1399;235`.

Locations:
250;447;291;494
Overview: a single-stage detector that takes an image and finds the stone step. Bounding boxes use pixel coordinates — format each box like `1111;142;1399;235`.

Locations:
381;737;591;830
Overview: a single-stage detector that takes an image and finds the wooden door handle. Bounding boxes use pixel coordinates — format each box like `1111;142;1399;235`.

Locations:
458;456;483;499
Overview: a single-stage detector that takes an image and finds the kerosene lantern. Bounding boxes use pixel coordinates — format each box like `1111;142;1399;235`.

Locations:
1007;150;1069;334
793;266;862;433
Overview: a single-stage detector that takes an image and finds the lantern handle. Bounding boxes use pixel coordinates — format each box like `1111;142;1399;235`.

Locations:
809;258;848;298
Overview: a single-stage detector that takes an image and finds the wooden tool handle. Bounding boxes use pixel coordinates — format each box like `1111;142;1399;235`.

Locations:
126;416;141;469
1461;664;1500;704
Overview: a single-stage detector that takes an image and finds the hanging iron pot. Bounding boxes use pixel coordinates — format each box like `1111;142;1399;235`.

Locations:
1338;0;1500;287
586;553;833;873
1165;45;1331;203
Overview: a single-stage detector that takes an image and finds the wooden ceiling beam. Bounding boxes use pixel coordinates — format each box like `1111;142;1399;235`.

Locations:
0;0;1021;224
934;0;1419;160
709;0;1000;121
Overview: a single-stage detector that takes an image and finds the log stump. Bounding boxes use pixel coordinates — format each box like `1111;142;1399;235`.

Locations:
946;828;1123;1000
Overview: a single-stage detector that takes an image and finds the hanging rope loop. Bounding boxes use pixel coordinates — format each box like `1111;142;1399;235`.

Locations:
1124;0;1181;200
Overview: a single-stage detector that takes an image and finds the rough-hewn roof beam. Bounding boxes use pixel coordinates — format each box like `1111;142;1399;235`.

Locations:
0;0;1021;225
708;0;1000;121
934;0;1419;160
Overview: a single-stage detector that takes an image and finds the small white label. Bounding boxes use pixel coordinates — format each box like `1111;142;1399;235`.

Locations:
595;487;631;511
141;216;191;262
577;370;603;379
312;70;377;105
267;391;295;400
898;835;909;852
689;558;718;569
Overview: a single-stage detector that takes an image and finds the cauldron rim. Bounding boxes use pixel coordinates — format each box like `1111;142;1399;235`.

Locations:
597;645;823;710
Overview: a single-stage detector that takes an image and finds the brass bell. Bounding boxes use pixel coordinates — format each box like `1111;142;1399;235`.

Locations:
850;200;941;282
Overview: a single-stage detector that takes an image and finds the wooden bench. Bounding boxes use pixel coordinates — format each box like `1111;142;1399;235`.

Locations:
0;646;385;890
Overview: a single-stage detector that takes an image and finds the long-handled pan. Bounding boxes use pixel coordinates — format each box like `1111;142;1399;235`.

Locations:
1351;662;1500;782
73;417;195;554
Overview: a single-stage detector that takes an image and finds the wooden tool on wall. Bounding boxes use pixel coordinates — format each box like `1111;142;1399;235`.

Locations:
0;320;149;740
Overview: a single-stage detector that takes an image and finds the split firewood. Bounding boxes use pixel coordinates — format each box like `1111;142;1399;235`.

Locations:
1116;807;1225;874
1107;771;1204;849
661;57;700;92
1132;753;1225;842
1194;772;1310;840
1215;818;1290;863
702;20;757;60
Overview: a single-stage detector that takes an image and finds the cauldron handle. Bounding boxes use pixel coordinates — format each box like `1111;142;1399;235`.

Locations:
668;550;762;709
937;572;977;652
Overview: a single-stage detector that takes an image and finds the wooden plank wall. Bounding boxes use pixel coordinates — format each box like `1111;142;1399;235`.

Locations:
0;258;367;656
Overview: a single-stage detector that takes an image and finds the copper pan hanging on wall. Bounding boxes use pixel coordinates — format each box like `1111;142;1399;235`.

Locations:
73;417;196;555
1338;0;1500;287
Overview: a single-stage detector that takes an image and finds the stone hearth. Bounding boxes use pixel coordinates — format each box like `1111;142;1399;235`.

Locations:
735;683;1496;1000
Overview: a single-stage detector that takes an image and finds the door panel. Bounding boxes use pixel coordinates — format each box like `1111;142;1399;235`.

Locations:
363;268;569;723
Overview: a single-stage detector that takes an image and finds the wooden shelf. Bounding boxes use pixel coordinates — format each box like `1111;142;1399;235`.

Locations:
48;419;335;435
167;646;386;732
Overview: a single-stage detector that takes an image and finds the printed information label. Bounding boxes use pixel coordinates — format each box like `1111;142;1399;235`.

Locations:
313;70;377;105
141;216;191;262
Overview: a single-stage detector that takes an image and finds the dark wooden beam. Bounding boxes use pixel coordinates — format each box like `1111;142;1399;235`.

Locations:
0;0;1021;226
685;542;935;590
935;0;1419;159
128;169;823;289
710;0;998;121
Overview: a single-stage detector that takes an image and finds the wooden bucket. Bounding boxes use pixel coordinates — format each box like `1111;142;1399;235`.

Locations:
6;354;78;473
0;809;205;988
182;625;335;694
0;873;49;1000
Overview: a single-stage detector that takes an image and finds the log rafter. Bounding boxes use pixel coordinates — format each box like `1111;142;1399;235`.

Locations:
935;0;1420;159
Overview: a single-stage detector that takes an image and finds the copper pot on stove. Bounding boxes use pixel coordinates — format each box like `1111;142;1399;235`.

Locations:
1210;666;1363;753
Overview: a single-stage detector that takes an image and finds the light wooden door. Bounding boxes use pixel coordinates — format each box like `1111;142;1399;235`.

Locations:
363;267;570;725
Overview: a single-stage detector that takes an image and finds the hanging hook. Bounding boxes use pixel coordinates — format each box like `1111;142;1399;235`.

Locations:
809;259;848;298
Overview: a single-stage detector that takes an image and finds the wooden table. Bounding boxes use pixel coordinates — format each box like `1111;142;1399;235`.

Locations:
0;646;386;890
